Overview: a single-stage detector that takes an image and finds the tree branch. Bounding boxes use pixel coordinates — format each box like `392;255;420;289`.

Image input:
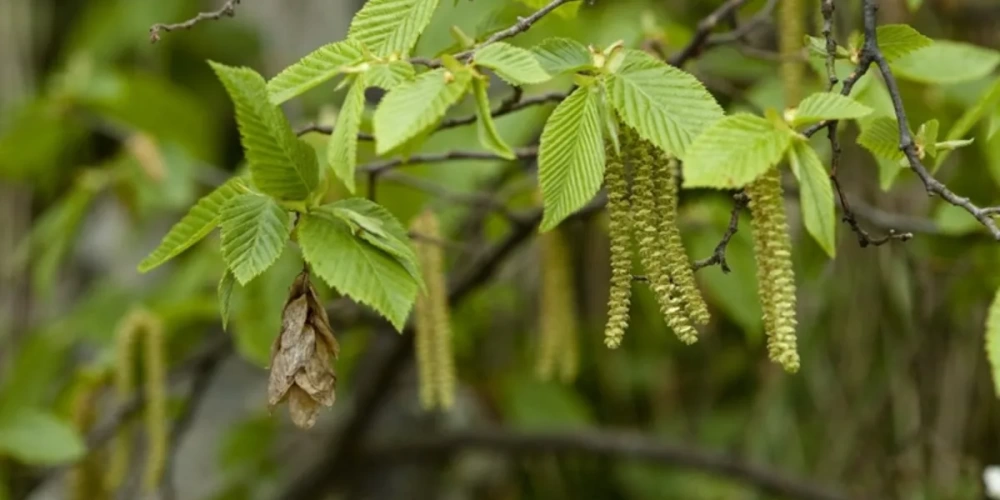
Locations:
692;192;748;272
149;0;242;43
362;428;848;500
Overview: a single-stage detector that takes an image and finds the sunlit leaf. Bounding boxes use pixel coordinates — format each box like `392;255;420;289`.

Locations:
328;76;368;193
373;67;473;155
220;193;291;285
266;40;365;105
472;79;515;160
682;114;792;189
474;42;551;85
788;140;836;257
348;0;440;56
0;409;85;465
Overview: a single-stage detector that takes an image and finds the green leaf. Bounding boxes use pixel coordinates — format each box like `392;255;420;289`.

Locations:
682;114;792;189
322;198;423;286
328;76;368;193
804;35;851;60
917;119;939;158
531;38;593;75
989;286;1000;398
138;177;249;272
0;408;85;465
347;0;440;56
791;92;872;127
367;60;416;90
938;77;1000;168
517;0;580;18
537;85;605;231
892;40;1000;85
298;212;418;330
607;49;723;158
266;40;365;105
472;79;515;160
473;42;551;86
219;269;236;331
858;117;905;162
210;62;319;201
220;193;291;285
373;67;473;155
875;24;932;62
788;140;836;258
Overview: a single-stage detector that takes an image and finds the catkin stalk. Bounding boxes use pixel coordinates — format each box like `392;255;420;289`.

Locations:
411;210;456;409
106;315;138;489
603;140;633;348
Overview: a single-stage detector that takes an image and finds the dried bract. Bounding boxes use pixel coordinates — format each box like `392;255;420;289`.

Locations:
268;272;339;429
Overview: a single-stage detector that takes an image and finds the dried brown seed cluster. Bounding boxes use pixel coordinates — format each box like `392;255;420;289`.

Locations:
268;271;339;429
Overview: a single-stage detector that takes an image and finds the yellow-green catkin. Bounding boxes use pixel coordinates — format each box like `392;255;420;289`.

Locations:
69;372;109;500
141;315;166;491
746;169;799;372
106;309;168;491
536;226;580;382
106;314;138;489
653;155;710;325
628;132;698;344
603;140;633;348
410;210;456;409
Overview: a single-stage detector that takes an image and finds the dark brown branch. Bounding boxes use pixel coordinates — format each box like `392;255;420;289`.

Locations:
359;146;538;175
437;91;567;131
859;0;1000;240
363;428;848;500
692;192;748;272
149;0;241;43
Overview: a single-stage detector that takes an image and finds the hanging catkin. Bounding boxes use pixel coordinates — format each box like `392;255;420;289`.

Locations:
652;155;710;326
628;131;697;344
746;169;799;372
603;139;633;348
69;371;109;500
410;210;456;409
106;314;138;490
536;225;580;382
141;315;167;491
106;309;168;491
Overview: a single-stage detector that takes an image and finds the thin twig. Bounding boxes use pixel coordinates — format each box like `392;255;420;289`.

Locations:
363;428;849;500
692;193;748;272
360;146;538;175
705;0;780;47
149;0;241;43
817;0;910;247
437;91;567;130
668;0;752;66
456;0;579;60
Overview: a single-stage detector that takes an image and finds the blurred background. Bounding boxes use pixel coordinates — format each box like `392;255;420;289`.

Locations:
2;0;1000;498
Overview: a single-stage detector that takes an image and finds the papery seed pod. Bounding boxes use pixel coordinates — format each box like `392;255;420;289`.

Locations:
410;210;456;409
141;315;167;491
268;271;339;428
536;225;580;382
627;131;698;344
746;169;800;372
603;139;633;348
653;156;710;325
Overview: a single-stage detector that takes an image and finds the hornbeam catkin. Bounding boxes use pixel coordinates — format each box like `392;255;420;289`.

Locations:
141;315;167;491
603;140;633;348
653;156;710;326
69;372;108;500
106;314;138;489
628;132;697;344
410;210;456;409
746;169;799;372
536;226;580;382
